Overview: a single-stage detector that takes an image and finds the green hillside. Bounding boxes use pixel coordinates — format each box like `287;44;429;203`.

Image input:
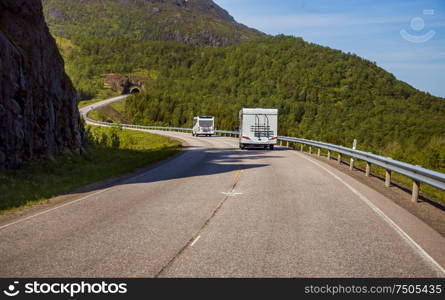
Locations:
43;0;262;46
42;0;445;176
60;34;445;174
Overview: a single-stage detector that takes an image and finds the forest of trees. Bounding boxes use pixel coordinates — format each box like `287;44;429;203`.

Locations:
61;34;445;173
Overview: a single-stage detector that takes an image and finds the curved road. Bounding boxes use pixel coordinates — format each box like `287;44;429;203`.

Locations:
1;97;444;277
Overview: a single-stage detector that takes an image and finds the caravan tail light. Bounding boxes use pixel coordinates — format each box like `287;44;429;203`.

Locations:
270;137;277;140
242;136;251;140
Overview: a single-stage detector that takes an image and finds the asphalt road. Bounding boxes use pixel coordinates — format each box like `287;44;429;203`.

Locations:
1;99;444;277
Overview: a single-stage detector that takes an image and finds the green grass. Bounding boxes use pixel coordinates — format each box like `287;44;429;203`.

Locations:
86;99;128;124
86;107;110;122
0;126;181;213
78;98;107;109
109;98;126;113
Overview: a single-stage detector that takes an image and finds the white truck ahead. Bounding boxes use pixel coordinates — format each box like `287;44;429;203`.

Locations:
193;116;215;137
239;108;278;150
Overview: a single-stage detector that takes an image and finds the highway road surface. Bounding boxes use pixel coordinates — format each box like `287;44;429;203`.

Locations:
0;98;444;277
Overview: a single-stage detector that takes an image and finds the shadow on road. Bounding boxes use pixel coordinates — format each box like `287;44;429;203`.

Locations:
68;145;284;196
121;145;283;185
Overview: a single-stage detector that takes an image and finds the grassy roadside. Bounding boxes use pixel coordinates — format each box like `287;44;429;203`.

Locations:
0;126;181;213
87;99;128;123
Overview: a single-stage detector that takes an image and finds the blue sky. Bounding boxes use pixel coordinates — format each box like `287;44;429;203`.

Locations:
214;0;445;97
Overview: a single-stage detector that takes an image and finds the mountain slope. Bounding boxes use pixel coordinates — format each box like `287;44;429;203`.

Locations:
40;1;445;177
61;34;445;172
42;0;263;46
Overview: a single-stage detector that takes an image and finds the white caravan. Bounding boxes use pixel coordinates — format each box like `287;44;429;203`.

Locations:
239;108;278;150
193;116;215;137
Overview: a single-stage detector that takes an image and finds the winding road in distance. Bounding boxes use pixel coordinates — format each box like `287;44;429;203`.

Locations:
0;96;444;278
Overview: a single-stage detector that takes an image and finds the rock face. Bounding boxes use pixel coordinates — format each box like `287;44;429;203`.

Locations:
0;0;83;169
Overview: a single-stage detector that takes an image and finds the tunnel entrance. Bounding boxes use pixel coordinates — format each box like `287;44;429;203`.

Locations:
129;87;141;94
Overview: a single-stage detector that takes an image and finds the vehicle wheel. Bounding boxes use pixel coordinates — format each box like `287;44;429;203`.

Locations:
239;144;245;150
269;145;274;150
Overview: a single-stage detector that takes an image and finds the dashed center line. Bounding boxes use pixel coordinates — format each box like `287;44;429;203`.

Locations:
221;191;243;197
190;236;201;247
154;169;243;277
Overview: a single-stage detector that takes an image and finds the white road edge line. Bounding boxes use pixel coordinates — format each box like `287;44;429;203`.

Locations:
190;235;201;247
0;187;112;231
294;151;445;277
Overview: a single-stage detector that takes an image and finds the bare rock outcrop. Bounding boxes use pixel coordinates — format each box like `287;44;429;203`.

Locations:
0;0;84;169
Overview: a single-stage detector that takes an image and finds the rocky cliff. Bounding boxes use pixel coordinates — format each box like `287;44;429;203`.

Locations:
0;0;83;169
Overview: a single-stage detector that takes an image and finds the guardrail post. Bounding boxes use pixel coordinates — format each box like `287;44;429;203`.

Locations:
337;153;341;164
309;147;312;154
286;141;289;148
300;144;304;152
385;170;391;187
412;180;420;202
349;158;354;170
327;150;331;160
317;148;321;156
366;163;371;177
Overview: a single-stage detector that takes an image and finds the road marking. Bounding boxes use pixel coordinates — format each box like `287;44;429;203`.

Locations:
156;168;244;277
294;151;445;276
232;169;242;186
220;170;244;197
0;188;112;231
190;235;201;247
222;191;243;197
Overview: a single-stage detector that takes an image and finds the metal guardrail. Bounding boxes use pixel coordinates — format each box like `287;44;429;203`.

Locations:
277;136;445;202
84;117;193;132
84;116;238;135
84;116;445;203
